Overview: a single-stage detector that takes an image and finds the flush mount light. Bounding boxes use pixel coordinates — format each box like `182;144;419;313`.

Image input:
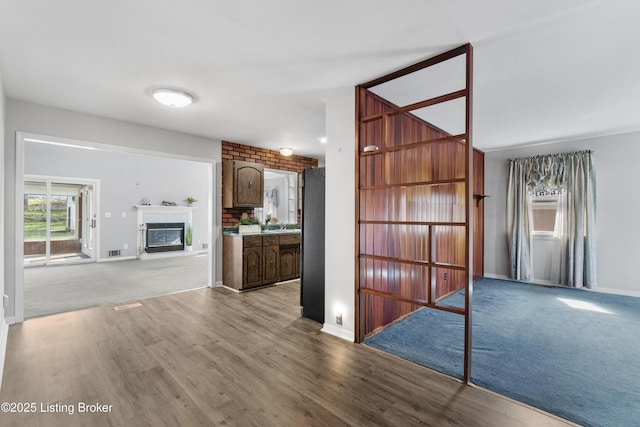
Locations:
152;88;193;108
319;137;327;144
279;147;294;156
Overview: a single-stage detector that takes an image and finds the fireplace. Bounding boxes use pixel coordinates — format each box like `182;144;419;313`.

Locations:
145;222;185;253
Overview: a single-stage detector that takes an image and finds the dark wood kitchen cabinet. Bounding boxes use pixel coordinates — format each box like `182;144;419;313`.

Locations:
223;233;300;291
242;236;263;289
262;236;280;285
223;160;264;208
279;234;301;281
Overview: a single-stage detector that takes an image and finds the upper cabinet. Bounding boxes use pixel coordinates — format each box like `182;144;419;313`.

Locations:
223;160;264;208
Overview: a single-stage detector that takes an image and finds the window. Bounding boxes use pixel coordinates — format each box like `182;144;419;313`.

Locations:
24;182;81;242
530;194;562;236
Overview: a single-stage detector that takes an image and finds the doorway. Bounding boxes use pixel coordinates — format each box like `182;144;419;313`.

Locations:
14;132;215;322
23;178;97;266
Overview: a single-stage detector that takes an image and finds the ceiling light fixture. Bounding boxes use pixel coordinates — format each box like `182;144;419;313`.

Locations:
279;147;294;156
319;137;327;144
152;88;193;108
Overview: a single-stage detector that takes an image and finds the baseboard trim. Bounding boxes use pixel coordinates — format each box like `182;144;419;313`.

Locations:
321;323;354;342
483;273;511;280
483;274;640;298
594;287;640;298
0;317;9;392
214;281;223;288
98;256;137;263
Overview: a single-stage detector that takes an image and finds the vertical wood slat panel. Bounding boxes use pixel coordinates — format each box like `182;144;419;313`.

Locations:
357;46;479;338
358;86;465;335
359;92;469;335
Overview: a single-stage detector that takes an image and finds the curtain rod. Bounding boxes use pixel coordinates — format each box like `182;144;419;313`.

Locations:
508;149;593;162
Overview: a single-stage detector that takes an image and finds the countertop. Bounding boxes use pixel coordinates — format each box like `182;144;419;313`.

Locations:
223;229;301;237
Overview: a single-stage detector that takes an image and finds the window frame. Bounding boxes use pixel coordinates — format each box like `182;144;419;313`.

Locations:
530;193;561;237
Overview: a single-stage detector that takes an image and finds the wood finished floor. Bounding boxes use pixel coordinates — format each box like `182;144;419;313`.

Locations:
0;281;575;427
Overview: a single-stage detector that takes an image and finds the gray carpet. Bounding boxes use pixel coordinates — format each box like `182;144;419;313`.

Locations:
24;254;209;318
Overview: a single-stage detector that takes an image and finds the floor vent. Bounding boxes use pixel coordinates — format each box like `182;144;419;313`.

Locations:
113;302;142;311
108;250;121;257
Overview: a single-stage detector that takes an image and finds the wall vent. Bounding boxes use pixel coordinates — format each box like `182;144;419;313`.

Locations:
108;250;121;257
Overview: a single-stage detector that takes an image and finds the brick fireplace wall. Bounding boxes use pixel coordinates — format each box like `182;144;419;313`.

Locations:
221;141;319;226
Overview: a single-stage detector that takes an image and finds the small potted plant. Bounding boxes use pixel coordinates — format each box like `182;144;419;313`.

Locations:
185;196;197;206
185;226;193;251
236;214;261;234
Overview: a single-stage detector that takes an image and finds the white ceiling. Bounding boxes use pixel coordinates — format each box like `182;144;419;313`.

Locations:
1;1;639;160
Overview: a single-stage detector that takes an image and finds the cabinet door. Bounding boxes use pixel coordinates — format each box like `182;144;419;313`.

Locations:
263;245;279;285
243;247;263;288
279;247;296;281
235;163;264;207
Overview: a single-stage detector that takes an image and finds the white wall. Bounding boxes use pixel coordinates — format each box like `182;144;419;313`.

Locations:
24;141;210;259
0;72;8;386
484;131;640;295
323;87;355;341
4;99;222;320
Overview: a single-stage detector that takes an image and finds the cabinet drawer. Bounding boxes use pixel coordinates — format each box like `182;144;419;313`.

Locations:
279;234;301;245
243;236;262;248
263;236;279;246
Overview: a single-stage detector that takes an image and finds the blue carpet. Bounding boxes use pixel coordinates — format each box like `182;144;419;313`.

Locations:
364;278;640;427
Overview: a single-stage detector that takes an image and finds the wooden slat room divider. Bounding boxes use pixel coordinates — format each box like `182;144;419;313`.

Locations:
355;44;476;382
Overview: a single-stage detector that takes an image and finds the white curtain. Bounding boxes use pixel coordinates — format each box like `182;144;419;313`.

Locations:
564;152;597;288
506;151;596;288
507;160;533;281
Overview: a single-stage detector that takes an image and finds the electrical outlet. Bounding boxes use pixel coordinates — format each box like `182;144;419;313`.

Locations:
336;313;343;325
123;243;128;250
444;272;447;280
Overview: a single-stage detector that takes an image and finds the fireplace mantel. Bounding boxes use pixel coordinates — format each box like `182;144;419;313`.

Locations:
134;205;197;213
135;205;196;258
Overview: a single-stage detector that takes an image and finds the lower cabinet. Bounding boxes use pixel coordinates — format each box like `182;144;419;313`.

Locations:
223;233;300;291
279;247;299;281
241;236;263;289
243;247;263;289
263;237;280;285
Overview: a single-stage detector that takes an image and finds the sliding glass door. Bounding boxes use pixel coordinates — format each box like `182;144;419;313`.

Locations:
24;179;95;265
23;181;48;263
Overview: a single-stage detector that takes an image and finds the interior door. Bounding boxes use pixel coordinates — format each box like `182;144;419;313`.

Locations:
80;185;95;258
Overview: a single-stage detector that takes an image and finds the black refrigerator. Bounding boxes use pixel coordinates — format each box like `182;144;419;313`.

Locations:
300;167;325;323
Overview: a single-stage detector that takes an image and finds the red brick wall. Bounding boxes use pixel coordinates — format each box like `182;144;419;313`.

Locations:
222;141;319;226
